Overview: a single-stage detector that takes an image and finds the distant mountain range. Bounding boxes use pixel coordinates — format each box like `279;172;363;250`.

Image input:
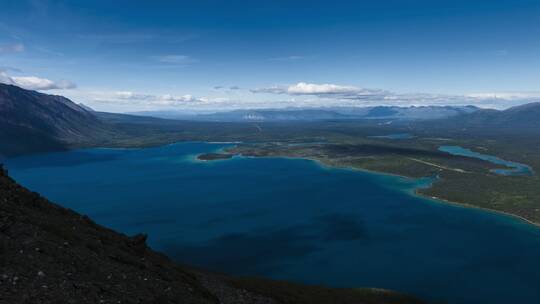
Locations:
2;83;540;157
133;105;480;122
416;102;540;136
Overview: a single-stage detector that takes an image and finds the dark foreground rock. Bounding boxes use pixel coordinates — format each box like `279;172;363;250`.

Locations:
0;165;424;304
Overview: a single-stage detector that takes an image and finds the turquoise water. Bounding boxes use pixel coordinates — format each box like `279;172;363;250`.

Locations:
5;142;540;304
439;145;534;176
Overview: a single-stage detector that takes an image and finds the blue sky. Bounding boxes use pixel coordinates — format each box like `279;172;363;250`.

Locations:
0;0;539;112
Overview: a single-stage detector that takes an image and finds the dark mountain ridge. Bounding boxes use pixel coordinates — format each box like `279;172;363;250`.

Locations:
0;84;113;157
0;84;104;139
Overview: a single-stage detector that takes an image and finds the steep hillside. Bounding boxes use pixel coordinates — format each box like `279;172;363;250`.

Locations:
0;166;423;304
0;84;112;157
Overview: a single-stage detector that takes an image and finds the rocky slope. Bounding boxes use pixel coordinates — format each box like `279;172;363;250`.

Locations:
0;84;113;157
0;166;423;304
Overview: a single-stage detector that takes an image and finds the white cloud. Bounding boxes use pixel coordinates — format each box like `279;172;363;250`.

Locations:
34;81;540;113
73;89;240;112
287;82;360;95
0;71;13;85
11;76;76;90
114;91;204;105
0;43;24;54
252;82;386;98
251;82;540;109
0;70;76;90
466;92;540;100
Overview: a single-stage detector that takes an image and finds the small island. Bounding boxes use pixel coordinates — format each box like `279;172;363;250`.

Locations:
197;152;234;161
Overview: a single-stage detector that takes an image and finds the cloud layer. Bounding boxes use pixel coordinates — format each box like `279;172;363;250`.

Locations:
251;82;540;109
0;70;76;90
3;73;538;111
77;82;540;112
114;91;204;105
288;82;359;95
251;82;387;99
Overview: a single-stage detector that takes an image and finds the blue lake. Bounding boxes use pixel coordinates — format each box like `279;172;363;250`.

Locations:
439;145;534;176
5;142;540;304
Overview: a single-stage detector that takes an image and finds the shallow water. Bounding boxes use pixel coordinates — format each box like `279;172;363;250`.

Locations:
439;145;533;176
5;142;540;304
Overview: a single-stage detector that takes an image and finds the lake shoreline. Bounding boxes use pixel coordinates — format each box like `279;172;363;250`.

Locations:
8;140;539;229
7;141;540;304
223;148;540;229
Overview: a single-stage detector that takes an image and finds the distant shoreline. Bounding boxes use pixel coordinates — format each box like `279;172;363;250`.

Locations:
9;140;540;229
322;159;540;228
222;146;540;229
